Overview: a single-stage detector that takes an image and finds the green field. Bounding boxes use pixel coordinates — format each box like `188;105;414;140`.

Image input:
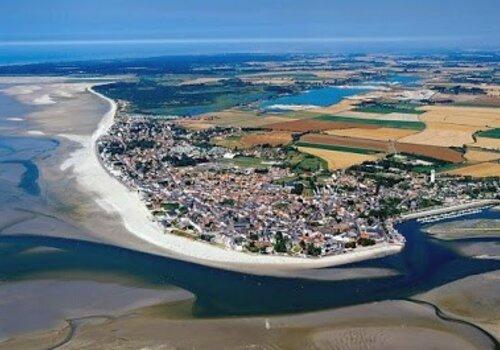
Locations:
295;141;378;154
476;128;500;139
315;115;426;130
285;149;328;172
221;156;271;168
353;102;425;115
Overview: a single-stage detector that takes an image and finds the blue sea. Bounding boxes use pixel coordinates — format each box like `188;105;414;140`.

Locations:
2;42;330;66
0;43;205;65
0;40;458;66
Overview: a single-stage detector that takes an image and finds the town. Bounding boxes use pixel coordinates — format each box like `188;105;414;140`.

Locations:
97;108;499;258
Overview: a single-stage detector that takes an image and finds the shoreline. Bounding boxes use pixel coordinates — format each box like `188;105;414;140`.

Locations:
60;85;404;269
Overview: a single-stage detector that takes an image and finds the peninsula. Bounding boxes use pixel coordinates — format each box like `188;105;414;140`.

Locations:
92;90;497;267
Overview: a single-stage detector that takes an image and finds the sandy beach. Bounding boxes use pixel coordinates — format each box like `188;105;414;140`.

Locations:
54;84;404;269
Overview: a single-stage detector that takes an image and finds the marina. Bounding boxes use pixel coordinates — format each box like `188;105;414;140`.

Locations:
417;206;495;224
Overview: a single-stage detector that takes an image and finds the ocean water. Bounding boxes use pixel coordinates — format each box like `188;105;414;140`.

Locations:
0;41;453;66
0;43;198;65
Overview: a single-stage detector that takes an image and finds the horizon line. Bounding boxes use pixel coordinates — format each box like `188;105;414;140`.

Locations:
0;35;484;46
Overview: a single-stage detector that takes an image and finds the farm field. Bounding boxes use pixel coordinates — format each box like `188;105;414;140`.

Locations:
455;95;500;108
326;127;418;141
397;105;500;147
176;120;214;130
338;110;421;122
300;133;464;163
446;162;500;177
315;115;426;130
310;99;356;114
418;105;500;127
199;109;294;128
295;141;378;154
240;131;293;147
472;137;500;150
264;119;378;132
301;133;389;152
399;122;481;147
284;110;324;119
212;135;245;149
464;149;500;163
297;147;380;170
395;143;464;163
214;132;293;149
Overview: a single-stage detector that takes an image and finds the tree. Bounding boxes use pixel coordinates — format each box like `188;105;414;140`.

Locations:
306;243;322;256
345;241;356;249
274;231;288;253
357;237;376;246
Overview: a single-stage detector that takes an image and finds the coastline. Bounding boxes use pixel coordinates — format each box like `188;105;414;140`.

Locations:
61;85;404;270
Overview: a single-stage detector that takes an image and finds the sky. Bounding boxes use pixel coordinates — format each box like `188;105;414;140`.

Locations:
0;0;498;63
1;0;499;43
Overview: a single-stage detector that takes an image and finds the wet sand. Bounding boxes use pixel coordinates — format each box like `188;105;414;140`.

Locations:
417;270;500;338
423;218;500;260
0;77;177;254
1;299;495;350
424;219;500;240
0;279;193;340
